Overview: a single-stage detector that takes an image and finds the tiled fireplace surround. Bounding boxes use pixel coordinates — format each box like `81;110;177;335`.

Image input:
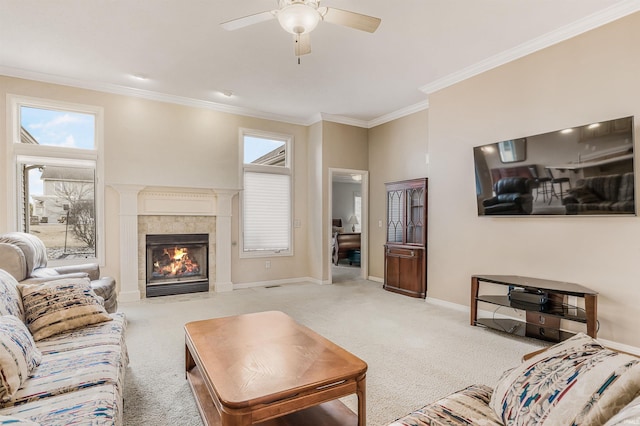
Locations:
112;185;236;301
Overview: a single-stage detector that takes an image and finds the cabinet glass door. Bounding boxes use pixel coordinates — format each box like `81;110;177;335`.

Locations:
406;187;424;244
387;189;404;243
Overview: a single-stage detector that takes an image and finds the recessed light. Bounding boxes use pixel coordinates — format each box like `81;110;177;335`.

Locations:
560;128;574;134
588;123;600;129
221;90;234;98
132;74;149;81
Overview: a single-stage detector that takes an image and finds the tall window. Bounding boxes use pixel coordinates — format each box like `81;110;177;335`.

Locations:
7;96;104;265
241;130;292;256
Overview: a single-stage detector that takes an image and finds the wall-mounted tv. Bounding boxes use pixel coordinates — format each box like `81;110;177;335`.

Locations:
474;116;635;216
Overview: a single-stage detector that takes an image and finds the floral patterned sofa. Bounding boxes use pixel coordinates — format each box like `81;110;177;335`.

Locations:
389;333;640;425
0;269;127;425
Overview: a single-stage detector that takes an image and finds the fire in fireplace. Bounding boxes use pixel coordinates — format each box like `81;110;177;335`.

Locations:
146;234;209;297
152;246;201;280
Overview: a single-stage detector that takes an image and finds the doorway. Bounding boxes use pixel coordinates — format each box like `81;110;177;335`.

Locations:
328;168;368;283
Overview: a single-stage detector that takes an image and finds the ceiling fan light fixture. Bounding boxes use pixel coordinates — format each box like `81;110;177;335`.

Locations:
277;3;320;35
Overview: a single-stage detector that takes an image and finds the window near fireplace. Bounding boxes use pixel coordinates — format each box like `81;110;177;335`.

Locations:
240;129;293;257
7;95;104;266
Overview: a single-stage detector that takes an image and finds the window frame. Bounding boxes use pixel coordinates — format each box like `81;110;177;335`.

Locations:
6;94;105;266
239;128;294;258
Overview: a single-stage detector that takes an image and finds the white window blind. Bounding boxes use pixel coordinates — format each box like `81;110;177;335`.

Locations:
243;171;291;252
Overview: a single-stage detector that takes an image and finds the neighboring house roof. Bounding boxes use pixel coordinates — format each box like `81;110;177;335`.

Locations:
252;146;286;166
20;127;39;144
40;166;93;182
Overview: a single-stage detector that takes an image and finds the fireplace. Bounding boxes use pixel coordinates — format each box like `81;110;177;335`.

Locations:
145;233;209;297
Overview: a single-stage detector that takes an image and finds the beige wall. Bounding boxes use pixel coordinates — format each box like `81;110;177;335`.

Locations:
3;11;639;348
307;122;324;280
0;76;310;286
368;110;429;280
428;12;640;347
322;121;368;281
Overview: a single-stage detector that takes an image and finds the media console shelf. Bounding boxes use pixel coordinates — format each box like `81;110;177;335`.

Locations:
471;275;598;342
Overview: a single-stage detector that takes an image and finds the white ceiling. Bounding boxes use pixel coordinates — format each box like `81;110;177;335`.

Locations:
1;1;638;127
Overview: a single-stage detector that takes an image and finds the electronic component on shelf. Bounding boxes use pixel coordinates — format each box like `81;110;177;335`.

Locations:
509;288;548;305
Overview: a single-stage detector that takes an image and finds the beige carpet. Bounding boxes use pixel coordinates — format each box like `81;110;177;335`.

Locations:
120;277;545;425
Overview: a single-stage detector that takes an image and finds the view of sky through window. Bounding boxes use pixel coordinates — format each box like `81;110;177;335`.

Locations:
244;136;285;164
20;106;95;149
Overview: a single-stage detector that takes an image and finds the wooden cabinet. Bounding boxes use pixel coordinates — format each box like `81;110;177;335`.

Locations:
579;116;633;142
384;178;427;298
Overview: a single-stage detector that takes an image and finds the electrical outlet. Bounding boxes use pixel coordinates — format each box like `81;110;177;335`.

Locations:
378;220;382;228
265;260;271;269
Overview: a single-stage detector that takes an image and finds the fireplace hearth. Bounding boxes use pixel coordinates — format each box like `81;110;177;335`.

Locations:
145;233;209;297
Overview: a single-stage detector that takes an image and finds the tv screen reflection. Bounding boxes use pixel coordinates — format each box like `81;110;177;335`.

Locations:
474;116;635;216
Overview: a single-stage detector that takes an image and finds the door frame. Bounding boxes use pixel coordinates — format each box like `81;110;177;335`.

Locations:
328;168;368;283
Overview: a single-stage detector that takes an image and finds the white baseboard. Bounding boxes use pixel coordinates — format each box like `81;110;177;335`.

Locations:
426;296;468;313
214;281;233;292
118;290;141;302
426;297;516;320
427;296;640;355
368;276;383;283
598;338;640;356
233;277;320;290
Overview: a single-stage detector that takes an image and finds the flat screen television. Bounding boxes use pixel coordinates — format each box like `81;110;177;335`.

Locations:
474;116;635;216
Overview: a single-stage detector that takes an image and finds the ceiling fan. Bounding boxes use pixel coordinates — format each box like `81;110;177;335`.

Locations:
221;0;381;57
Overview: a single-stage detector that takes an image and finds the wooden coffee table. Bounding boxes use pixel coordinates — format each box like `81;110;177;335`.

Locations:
185;311;367;426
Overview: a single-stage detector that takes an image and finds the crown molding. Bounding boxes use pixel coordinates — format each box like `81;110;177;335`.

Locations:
0;65;311;127
420;0;640;95
3;3;637;130
367;100;430;128
319;113;370;128
315;100;430;129
1;63;424;129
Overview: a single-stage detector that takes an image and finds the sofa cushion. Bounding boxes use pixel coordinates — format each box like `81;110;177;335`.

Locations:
490;333;640;425
1;345;125;409
0;384;120;425
586;174;622;201
567;186;601;204
0;271;25;322
389;384;502;426
604;395;640;425
0;415;39;425
0;316;42;401
35;312;127;356
20;278;112;341
617;172;635;202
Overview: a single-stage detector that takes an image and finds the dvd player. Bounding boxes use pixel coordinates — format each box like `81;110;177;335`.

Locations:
509;288;548;305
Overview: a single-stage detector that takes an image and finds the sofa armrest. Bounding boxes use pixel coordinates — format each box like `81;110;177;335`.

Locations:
497;193;532;204
388;385;501;426
0;242;27;281
52;263;100;281
91;276;117;313
482;197;499;207
20;272;89;284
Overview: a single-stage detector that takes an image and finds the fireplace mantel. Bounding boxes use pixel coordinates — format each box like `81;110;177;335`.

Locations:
111;184;237;301
138;188;217;216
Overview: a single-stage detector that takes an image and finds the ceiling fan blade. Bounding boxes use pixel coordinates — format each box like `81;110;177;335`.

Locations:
321;7;381;33
221;11;276;31
294;33;311;57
